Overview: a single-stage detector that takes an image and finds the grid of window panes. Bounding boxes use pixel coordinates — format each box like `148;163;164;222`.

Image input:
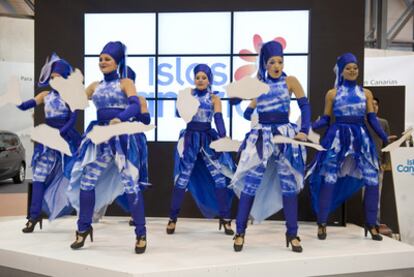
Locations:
84;11;309;141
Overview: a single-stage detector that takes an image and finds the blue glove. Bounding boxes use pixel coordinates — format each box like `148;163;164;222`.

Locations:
117;96;140;122
297;97;311;134
214;112;226;138
312;115;331;130
137;113;151;125
17;99;36;111
367;112;388;143
59;110;78;139
243;107;254;121
229;98;242;105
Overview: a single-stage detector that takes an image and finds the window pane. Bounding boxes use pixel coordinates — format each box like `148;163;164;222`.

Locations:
85;13;156;55
157;56;230;98
233;11;309;54
128;57;156;99
156;100;186;141
283;55;308;97
158;12;231;55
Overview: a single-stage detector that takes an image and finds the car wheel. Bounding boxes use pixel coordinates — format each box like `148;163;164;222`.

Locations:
13;163;25;184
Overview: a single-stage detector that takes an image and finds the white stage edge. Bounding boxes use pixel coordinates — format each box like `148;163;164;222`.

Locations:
0;216;414;277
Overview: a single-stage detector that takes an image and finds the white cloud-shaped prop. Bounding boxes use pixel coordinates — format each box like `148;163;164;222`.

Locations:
272;135;326;151
382;127;413;152
31;124;72;156
225;76;270;100
0;76;22;107
87;122;156;144
49;68;89;111
210;137;242;152
176;87;199;123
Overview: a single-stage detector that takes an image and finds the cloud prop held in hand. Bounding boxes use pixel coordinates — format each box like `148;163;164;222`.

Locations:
31;124;72;156
87;122;156;144
210;137;242;152
272;135;326;151
176;87;199;123
49;68;89;111
225;76;270;99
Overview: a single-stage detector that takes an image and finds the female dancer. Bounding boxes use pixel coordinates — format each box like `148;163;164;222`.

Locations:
18;53;81;232
68;41;151;254
166;64;235;235
231;41;310;252
308;53;388;241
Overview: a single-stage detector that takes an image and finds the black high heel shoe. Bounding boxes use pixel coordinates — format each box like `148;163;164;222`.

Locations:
219;219;234;235
166;219;176;234
70;227;93;249
286;234;303;253
233;233;245;252
129;218;135;226
364;225;383;241
317;223;327;240
22;217;43;233
135;235;147;254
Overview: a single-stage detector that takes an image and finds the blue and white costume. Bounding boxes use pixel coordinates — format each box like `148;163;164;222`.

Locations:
307;53;388;228
18;54;81;224
67;42;150;239
231;41;310;238
114;66;150;218
169;64;235;222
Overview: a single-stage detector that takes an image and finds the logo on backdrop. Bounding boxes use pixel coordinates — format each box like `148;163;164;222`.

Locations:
396;159;414;176
139;34;288;118
139;34;287;98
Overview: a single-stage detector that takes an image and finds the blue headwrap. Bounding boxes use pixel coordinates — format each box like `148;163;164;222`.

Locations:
100;41;127;78
257;41;285;81
38;52;73;88
51;60;72;78
126;66;136;83
334;53;358;88
193;64;213;88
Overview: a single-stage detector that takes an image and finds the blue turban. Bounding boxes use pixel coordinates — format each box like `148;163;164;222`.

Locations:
258;41;284;81
51;59;72;79
334;53;358;87
100;41;127;77
38;52;73;88
193;64;213;86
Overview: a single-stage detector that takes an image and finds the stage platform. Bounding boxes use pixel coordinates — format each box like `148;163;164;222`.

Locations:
0;216;413;277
